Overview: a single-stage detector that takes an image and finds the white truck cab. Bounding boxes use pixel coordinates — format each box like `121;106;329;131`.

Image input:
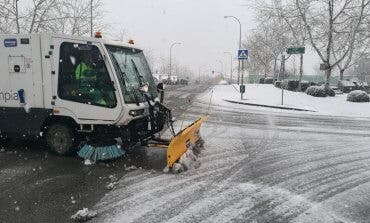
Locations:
0;33;168;154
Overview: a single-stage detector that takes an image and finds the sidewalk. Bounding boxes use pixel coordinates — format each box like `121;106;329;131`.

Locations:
200;84;370;118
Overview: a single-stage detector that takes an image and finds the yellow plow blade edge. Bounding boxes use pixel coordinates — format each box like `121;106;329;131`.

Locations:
167;115;208;168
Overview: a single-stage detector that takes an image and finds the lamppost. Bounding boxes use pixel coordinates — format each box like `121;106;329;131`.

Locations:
15;0;20;34
198;65;207;83
224;51;233;82
224;15;242;84
169;42;181;80
90;0;93;37
217;60;224;78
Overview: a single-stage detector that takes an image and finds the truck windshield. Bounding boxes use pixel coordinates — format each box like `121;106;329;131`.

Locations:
105;45;157;104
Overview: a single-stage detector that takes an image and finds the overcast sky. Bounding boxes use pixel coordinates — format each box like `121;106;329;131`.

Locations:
104;0;319;75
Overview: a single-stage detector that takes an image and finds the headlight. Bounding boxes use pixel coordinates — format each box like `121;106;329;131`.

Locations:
129;109;145;117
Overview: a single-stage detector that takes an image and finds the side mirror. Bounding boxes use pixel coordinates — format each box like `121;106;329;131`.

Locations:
157;83;164;103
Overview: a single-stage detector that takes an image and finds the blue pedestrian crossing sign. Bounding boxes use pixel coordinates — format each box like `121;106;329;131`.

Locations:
238;49;249;60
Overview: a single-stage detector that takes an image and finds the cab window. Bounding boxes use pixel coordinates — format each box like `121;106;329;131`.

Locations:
57;42;117;108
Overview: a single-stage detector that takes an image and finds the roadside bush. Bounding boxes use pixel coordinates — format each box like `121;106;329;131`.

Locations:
264;78;274;84
325;87;336;97
282;80;299;91
305;86;327;97
300;81;310;92
274;81;282;88
347;90;370;102
259;78;265;84
305;86;336;97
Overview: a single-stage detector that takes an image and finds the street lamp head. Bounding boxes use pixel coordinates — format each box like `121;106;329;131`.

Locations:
224;16;230;19
170;42;182;48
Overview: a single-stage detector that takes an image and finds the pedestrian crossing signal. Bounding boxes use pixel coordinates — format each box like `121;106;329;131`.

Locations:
238;50;248;60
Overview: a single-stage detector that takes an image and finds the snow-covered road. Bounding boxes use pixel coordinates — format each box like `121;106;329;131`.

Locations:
93;85;370;223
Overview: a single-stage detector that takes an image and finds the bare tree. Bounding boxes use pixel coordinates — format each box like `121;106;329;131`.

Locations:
253;0;309;89
333;32;370;80
0;0;20;33
296;0;370;88
243;16;290;78
244;30;274;77
0;0;106;35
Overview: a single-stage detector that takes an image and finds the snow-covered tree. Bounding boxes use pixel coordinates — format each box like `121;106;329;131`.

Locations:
0;0;106;35
296;0;370;87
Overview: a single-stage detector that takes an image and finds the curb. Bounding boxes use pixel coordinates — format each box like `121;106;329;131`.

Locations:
223;100;317;112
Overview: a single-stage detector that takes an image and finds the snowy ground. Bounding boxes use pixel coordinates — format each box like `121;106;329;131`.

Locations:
0;83;213;223
208;84;370;118
92;83;370;223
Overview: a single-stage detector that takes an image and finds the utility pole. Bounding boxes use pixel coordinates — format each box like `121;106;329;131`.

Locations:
217;60;224;78
241;60;245;100
224;16;242;85
15;0;20;34
280;54;286;105
90;0;93;37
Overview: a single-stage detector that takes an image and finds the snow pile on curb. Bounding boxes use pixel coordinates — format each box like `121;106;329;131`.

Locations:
347;90;370;102
71;208;97;222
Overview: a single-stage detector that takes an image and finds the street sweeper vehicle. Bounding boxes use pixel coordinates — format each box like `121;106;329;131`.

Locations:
0;33;207;171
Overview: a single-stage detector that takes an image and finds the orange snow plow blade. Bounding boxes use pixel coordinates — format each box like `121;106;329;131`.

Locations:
167;115;208;167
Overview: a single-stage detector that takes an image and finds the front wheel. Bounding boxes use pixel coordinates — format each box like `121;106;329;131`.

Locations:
0;131;9;146
46;123;77;155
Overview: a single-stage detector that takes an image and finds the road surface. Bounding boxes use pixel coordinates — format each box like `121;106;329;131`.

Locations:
93;85;370;223
2;83;370;223
0;83;211;223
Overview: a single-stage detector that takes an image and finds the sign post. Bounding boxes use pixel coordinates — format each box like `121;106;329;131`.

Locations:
238;49;248;100
280;46;306;105
287;47;305;55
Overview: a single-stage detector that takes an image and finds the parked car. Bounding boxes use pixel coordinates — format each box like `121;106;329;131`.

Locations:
179;78;189;85
338;78;369;93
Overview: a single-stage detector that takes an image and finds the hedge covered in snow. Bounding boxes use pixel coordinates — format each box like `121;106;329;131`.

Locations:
306;86;327;97
325;87;336;97
305;86;336;97
347;90;370;102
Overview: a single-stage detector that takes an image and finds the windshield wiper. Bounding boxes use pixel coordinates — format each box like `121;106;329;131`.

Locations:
131;59;153;101
111;54;141;105
131;59;144;85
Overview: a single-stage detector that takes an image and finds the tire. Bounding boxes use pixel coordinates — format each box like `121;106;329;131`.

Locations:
45;123;77;155
0;132;9;145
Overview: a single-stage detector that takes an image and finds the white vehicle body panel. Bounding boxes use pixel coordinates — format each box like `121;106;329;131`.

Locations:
0;33;155;129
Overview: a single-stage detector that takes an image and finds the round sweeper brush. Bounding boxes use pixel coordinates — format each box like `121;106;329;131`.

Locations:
77;140;125;162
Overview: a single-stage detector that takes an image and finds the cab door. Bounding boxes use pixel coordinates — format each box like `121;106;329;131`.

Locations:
51;38;122;124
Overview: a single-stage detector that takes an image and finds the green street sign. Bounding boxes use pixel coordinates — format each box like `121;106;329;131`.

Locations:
287;47;305;54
